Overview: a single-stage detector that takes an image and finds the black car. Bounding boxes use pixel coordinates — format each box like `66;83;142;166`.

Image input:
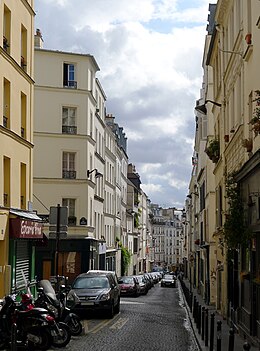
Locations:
66;272;120;318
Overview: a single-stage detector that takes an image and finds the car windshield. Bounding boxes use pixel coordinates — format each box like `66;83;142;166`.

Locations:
73;276;109;289
164;275;174;280
119;277;134;284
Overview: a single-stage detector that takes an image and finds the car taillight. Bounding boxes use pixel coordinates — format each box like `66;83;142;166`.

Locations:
46;315;55;322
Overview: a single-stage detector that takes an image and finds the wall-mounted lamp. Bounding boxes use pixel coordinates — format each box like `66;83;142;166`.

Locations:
87;169;103;178
126;209;135;215
195;100;222;115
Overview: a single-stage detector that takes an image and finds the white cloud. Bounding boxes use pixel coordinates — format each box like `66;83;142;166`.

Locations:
35;0;213;207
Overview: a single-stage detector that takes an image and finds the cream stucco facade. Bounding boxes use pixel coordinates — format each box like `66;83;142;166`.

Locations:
0;0;39;296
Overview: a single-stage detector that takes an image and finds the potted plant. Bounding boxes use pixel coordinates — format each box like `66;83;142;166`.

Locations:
249;90;260;136
205;139;220;163
241;138;253;152
245;33;252;45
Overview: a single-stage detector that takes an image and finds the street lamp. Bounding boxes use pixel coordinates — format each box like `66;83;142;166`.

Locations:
87;168;103;178
195;100;222;115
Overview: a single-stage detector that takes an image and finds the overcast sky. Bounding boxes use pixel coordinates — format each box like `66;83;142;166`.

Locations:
34;0;217;209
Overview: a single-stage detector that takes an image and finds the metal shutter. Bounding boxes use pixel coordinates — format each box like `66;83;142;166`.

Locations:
15;241;30;288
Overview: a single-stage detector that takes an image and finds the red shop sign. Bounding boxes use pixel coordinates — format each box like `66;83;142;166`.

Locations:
10;218;43;239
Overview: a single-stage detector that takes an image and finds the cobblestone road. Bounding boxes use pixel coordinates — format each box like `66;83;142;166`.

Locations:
61;282;199;351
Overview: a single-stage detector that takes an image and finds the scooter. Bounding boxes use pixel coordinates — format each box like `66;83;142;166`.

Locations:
0;293;54;350
36;279;83;336
21;292;71;348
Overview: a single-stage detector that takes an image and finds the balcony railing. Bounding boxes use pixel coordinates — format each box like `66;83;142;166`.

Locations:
3;36;9;51
21;56;27;70
62;170;76;179
21;127;25;138
63;80;77;89
62;125;77;134
3;193;8;207
3;116;8;128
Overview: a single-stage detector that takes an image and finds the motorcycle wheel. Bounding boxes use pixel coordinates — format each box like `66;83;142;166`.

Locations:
66;316;83;336
52;322;71;348
27;327;52;351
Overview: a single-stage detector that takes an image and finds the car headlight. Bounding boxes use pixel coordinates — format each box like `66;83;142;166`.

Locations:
66;291;79;307
99;293;110;301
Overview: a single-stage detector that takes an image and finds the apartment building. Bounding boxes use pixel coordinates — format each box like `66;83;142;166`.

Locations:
188;0;260;343
0;0;44;296
150;205;183;272
33;35;107;282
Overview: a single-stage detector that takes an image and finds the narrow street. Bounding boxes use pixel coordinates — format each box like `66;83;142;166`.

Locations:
64;283;199;351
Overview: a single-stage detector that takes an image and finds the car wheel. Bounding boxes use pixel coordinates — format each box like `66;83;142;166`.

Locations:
115;298;120;314
107;302;114;319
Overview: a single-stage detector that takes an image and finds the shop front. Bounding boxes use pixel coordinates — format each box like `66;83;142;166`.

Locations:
9;210;43;293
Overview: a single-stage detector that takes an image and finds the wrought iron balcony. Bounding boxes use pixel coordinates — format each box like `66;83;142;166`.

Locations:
62;170;76;179
3;116;8;128
62;125;77;134
63;80;77;89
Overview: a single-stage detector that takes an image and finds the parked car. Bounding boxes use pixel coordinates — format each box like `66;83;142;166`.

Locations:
87;270;119;283
134;275;149;295
118;276;141;297
66;272;120;318
160;274;177;288
144;273;154;288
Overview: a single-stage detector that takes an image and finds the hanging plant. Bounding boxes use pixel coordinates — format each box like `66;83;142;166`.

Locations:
223;173;252;249
205;139;220;163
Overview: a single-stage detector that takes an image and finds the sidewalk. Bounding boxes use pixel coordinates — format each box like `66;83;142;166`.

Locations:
180;279;259;351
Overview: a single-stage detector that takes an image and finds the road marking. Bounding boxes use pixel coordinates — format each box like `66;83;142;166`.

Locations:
120;301;145;305
110;317;129;330
90;318;114;334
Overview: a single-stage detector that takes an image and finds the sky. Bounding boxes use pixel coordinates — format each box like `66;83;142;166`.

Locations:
34;0;217;209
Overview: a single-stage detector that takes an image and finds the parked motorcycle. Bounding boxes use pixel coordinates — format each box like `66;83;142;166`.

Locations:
0;293;54;350
21;292;71;348
36;279;83;336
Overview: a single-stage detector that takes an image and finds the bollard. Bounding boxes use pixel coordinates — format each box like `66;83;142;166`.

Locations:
228;328;234;351
243;342;251;350
10;323;17;351
209;313;215;351
190;292;193;313
198;304;201;334
201;307;205;341
205;308;209;347
216;320;222;351
193;296;197;319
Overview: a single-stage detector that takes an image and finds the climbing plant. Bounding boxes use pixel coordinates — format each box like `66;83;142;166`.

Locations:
223;173;252;249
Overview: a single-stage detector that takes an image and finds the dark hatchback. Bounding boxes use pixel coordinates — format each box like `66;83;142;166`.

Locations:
66;272;120;318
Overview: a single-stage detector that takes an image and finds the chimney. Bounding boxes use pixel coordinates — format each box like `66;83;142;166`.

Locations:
34;28;44;49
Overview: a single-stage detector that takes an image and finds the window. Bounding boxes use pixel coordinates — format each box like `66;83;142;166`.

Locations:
63;63;77;88
21;25;27;71
3;5;11;54
3;78;10;129
20;163;26;209
4;157;10;207
21;92;26;138
62;152;76;179
62;107;77;134
62;198;76;225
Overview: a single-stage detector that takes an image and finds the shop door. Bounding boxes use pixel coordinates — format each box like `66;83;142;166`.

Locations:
43;260;52;280
16;241;30;287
